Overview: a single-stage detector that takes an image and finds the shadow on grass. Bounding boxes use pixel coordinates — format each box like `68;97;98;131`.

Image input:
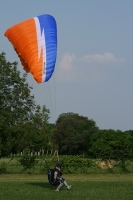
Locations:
26;182;56;190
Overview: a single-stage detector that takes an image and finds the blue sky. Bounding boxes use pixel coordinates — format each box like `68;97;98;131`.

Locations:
1;0;133;131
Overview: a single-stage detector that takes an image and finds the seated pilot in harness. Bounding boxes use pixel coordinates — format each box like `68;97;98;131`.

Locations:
48;163;71;191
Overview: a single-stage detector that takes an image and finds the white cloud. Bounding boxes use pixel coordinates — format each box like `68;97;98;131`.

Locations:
59;52;126;70
82;52;126;63
59;52;76;70
57;52;126;82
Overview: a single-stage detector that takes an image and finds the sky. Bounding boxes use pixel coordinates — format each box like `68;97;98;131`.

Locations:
0;0;133;131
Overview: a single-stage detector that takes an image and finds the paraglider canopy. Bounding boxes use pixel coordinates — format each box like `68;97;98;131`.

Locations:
4;14;57;83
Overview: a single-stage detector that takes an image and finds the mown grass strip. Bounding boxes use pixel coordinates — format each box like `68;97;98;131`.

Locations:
0;174;133;200
1;174;133;182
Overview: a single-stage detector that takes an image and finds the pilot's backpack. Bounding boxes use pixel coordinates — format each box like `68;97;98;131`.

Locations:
48;168;59;186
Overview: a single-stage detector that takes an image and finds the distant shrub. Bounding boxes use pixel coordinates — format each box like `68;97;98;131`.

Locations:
18;155;38;170
0;162;6;174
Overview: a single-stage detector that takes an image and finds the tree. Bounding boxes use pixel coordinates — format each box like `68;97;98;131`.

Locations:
89;129;133;162
0;52;35;157
26;105;50;153
53;112;98;155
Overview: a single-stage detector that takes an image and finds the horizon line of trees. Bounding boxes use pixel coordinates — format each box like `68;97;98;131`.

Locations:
1;52;133;164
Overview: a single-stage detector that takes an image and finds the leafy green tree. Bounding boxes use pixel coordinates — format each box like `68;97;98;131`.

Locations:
125;130;133;136
53;112;98;155
0;52;35;157
15;104;51;155
89;129;133;162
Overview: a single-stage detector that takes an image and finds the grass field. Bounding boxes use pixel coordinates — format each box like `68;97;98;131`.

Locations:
0;174;133;200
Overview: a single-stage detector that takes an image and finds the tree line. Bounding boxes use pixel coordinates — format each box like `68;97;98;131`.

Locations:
0;52;133;164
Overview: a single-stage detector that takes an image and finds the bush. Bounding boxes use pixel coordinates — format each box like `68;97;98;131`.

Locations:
18;155;38;170
58;155;94;173
0;162;6;174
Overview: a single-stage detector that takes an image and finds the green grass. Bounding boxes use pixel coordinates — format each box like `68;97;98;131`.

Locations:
0;174;133;200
